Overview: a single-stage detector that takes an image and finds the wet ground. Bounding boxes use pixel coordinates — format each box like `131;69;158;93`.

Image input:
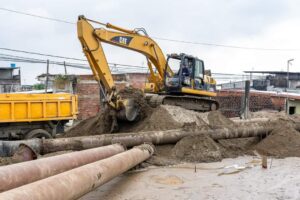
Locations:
81;156;300;200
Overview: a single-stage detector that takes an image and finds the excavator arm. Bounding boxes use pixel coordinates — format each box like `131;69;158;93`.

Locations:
77;15;174;122
77;16;172;96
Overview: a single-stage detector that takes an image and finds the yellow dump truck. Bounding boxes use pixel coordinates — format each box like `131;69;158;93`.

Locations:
0;93;78;139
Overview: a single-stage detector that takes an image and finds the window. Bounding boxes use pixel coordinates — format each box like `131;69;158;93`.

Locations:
167;58;181;75
289;106;296;115
194;60;204;78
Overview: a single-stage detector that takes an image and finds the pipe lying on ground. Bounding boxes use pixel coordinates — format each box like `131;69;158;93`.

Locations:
0;143;125;192
0;144;154;200
0;124;282;157
0;138;42;157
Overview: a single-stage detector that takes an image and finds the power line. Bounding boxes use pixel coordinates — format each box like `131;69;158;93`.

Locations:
0;47;147;68
152;37;300;51
0;7;299;52
0;7;75;24
0;53;149;72
0;52;267;78
0;47;86;61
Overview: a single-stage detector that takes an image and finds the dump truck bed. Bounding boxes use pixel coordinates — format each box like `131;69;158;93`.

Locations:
0;93;78;123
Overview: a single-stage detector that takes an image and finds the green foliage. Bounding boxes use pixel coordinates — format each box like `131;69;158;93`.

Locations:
33;83;45;90
54;75;69;82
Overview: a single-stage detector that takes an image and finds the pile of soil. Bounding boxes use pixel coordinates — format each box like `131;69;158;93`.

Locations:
66;103;211;136
124;105;212;132
66;87;153;137
173;135;222;162
218;137;260;158
207;111;235;129
162;105;210;132
250;110;288;120
65;106;113;137
254;124;300;158
120;106;181;132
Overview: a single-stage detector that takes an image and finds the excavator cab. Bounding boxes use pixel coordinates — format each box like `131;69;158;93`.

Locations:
164;53;208;93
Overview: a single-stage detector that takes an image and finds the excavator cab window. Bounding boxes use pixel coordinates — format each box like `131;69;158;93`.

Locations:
164;56;182;91
168;57;181;74
181;58;192;86
193;59;205;89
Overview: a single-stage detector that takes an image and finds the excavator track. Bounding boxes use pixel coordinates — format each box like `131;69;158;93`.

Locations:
146;94;219;112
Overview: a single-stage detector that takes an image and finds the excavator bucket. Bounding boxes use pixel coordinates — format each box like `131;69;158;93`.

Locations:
116;99;139;121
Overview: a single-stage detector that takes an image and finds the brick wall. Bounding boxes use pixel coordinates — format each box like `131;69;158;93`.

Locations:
75;73;147;120
215;90;286;117
76;75;100;120
75;73;289;119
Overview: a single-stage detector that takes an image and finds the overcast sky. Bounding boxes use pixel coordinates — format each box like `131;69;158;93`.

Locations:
1;0;300;84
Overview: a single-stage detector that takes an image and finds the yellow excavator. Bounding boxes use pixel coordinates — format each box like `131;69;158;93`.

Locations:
77;16;218;123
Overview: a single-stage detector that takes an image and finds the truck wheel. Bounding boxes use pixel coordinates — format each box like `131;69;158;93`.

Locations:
25;129;52;139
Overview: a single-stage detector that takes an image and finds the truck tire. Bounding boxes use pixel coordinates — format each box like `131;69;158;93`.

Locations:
25;129;52;139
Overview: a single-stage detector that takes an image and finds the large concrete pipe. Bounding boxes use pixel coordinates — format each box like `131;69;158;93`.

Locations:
0;143;125;192
0;144;154;200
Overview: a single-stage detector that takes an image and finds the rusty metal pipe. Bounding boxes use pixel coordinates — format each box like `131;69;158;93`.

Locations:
0;138;42;157
0;144;154;200
37;126;276;152
0;143;125;192
1;122;299;157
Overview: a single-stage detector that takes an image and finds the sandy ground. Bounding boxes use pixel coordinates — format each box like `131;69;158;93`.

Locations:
80;156;300;200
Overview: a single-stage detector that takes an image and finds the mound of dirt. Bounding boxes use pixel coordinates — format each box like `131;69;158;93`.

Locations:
65;106;113;137
66;87;152;136
218;137;260;158
173;135;222;162
207;111;235;128
254;124;300;158
250;110;288;120
162;105;210;130
120;106;181;132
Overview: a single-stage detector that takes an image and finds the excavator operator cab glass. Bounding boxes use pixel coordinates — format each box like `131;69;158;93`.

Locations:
193;59;205;89
167;57;181;74
164;57;181;89
194;59;204;79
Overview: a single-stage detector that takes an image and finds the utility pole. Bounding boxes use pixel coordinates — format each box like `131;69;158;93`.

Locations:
243;80;250;119
287;59;294;91
286;59;294;114
64;61;67;75
45;60;49;93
